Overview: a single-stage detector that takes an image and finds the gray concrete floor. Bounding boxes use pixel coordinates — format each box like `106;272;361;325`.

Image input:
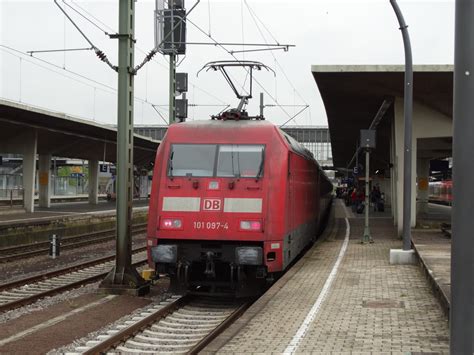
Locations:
206;200;449;354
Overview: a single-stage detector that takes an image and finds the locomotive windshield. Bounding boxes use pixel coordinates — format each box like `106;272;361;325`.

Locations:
217;145;264;178
168;144;264;178
168;144;216;177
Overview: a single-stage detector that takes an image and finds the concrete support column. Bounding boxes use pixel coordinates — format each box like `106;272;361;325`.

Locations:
88;160;99;205
416;158;430;215
38;154;52;208
23;131;37;213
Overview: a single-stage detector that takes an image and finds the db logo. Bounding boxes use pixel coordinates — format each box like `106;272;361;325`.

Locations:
202;198;222;211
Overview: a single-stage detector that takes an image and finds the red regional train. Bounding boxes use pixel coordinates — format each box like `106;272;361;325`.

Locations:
429;180;453;205
147;119;332;296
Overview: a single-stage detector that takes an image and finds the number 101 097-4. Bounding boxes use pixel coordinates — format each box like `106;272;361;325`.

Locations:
193;221;229;230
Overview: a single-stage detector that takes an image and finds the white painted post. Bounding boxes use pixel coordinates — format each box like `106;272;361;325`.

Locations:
88;160;99;205
38;154;52;208
23;131;37;213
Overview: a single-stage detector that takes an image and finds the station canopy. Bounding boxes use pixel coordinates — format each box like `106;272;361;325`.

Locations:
0;99;159;167
312;65;453;173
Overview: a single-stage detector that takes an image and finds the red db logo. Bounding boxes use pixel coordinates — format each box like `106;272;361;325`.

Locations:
203;199;222;211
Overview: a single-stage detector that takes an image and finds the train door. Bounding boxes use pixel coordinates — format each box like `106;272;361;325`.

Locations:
285;152;295;268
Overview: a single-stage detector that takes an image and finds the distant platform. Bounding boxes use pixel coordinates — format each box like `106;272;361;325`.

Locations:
0;199;149;227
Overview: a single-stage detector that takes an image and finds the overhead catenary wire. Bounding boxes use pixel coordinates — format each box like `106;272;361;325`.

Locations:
1;45;164;124
244;0;311;125
63;0;112;36
63;0;273;109
279;105;310;128
186;18;294;120
2;45;231;125
53;0;117;71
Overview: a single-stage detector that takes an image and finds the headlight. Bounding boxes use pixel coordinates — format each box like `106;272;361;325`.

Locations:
239;220;262;231
160;218;183;230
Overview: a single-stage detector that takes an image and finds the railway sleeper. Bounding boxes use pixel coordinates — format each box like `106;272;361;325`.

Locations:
134;334;198;345
142;329;204;339
122;339;193;350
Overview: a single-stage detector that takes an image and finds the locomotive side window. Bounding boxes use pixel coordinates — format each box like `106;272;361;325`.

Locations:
168;144;216;177
217;145;265;178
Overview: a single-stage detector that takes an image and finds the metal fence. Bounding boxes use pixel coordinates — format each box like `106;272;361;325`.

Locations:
53;176;88;196
0;174;89;197
0;188;24;207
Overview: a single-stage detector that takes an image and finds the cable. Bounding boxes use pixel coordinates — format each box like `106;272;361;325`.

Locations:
244;0;280;45
151;105;170;126
70;0;116;33
244;0;310;119
1;45;116;95
2;45;164;124
53;0;117;71
187;18;293;120
66;0;228;108
63;0;112;36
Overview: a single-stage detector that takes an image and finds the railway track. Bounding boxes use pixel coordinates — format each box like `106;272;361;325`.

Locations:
0;223;147;263
74;294;251;354
0;248;147;313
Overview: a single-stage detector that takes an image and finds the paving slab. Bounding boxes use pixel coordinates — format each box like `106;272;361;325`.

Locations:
412;229;451;317
205;200;449;354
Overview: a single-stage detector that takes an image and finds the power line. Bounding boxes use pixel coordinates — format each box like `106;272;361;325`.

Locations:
186;18;293;120
53;0;117;71
63;0;245;110
244;0;311;125
1;45;164;124
63;0;112;36
3;45;231;125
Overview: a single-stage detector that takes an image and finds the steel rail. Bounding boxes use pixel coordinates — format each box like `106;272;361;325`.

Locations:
188;299;253;354
0;247;146;292
0;255;147;312
82;295;192;355
0;224;147;263
80;295;251;354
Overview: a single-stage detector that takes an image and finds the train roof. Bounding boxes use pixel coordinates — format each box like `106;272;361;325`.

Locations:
171;119;276;129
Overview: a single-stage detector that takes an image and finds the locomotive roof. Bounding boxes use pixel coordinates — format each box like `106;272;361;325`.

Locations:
172;119;276;129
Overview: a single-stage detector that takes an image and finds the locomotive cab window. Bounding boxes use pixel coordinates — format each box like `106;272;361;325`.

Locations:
168;144;216;177
217;145;265;178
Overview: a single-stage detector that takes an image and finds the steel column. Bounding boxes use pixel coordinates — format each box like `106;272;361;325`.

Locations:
451;0;474;352
362;149;373;243
99;0;148;295
169;53;176;124
390;0;413;251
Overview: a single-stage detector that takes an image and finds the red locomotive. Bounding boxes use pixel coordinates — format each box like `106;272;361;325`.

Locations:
146;119;332;295
146;61;332;296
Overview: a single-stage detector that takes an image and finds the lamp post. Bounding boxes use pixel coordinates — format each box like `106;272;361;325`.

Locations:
451;0;474;352
389;0;413;251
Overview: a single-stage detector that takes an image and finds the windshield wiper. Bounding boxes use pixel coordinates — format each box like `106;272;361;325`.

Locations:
255;151;265;181
169;151;174;178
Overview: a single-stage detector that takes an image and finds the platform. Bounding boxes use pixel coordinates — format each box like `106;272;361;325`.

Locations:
205;200;449;354
0;200;149;248
0;199;149;226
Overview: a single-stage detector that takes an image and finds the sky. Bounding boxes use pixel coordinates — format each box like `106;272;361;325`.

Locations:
0;0;455;127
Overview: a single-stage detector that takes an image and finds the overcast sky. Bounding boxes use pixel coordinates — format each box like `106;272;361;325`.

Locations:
0;0;454;127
